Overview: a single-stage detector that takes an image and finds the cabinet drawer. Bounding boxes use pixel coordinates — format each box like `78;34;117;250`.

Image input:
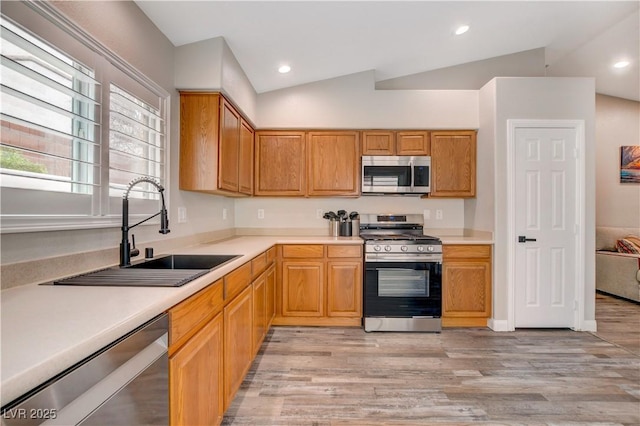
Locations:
252;253;268;277
281;245;324;258
327;245;362;258
224;261;252;301
443;244;491;259
169;279;223;350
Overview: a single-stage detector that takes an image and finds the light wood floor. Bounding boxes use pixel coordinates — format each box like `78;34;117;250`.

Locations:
223;293;640;425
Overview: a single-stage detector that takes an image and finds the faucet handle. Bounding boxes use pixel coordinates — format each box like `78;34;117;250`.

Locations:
131;234;140;258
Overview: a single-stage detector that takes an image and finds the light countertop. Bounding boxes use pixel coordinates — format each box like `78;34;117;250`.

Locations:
1;232;492;404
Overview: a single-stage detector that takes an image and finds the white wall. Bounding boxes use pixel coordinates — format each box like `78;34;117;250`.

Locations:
174;37;258;123
595;94;640;227
484;77;596;324
466;79;497;233
256;71;478;129
235;197;464;233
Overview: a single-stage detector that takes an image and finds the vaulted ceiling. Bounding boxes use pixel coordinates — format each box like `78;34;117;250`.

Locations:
135;1;639;101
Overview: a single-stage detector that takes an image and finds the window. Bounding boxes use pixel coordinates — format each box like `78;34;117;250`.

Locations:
0;12;168;232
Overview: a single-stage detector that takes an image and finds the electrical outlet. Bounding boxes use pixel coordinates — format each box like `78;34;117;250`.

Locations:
436;209;443;220
178;207;187;223
423;209;431;220
257;209;265;219
222;208;227;220
316;209;324;219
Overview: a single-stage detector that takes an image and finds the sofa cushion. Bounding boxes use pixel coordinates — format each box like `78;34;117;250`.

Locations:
616;236;640;254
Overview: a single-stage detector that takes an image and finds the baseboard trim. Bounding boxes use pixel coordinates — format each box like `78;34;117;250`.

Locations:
488;318;511;332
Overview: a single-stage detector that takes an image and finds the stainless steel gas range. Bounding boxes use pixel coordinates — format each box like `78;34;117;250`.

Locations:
359;214;442;332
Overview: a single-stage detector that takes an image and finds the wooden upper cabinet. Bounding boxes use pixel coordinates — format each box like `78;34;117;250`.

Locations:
430;130;477;198
361;131;395;155
254;131;306;196
396;131;430;155
179;92;253;196
307;131;360;196
179;92;220;192
239;118;254;195
219;97;240;192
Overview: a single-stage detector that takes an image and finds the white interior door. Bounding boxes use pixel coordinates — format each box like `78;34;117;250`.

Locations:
513;126;578;328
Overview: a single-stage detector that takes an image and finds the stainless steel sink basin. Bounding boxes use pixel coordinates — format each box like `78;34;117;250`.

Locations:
127;254;240;270
52;254;240;287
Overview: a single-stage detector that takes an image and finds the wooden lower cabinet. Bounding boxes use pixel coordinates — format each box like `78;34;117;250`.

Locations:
281;260;324;317
223;285;253;410
170;313;224;426
168;279;224;426
442;244;492;327
252;270;267;356
326;260;362;317
266;263;276;327
275;244;362;326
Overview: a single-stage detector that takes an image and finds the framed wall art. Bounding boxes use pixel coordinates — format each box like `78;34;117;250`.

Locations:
620;146;640;183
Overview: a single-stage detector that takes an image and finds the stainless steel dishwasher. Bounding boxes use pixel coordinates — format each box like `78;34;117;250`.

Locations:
1;314;168;426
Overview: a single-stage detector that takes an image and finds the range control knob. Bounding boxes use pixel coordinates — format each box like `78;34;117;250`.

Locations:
374;245;382;252
384;245;392;252
427;246;435;252
417;246;425;252
401;245;409;252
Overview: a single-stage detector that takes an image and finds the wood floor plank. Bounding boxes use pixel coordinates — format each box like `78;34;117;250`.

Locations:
223;293;640;425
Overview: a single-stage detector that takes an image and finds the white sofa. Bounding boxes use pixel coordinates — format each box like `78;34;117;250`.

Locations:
596;226;640;302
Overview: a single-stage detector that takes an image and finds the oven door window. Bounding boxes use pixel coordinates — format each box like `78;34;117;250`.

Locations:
378;268;429;297
364;261;442;318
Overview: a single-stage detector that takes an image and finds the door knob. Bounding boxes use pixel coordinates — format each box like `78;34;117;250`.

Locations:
518;236;537;243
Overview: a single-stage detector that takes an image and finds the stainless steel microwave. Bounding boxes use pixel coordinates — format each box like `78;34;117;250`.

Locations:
362;155;431;195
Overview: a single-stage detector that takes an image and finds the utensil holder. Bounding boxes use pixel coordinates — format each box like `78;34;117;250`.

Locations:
351;219;360;236
340;221;352;237
329;219;339;236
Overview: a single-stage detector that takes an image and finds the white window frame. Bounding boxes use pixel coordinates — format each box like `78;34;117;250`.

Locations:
0;2;170;234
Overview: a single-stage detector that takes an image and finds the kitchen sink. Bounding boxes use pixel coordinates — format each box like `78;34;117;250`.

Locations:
127;254;240;270
52;254;241;287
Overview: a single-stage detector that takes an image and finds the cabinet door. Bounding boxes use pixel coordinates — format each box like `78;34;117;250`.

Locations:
442;244;492;323
223;285;253;410
307;131;360;196
281;260;324;317
442;259;491;318
218;98;240;192
252;272;267;356
431;130;476;197
327;260;362;317
362;131;395;155
255;131;306;196
179;93;220;191
238;118;254;195
266;263;276;327
396;131;430;155
170;312;223;426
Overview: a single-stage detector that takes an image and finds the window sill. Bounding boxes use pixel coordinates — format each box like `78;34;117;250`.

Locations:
0;214;159;234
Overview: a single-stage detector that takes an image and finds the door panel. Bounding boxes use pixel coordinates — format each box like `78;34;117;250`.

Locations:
515;127;577;328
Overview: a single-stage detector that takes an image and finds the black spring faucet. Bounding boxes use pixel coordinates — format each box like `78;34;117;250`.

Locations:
120;177;170;267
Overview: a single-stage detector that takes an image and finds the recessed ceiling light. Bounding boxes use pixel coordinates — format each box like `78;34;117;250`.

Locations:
613;60;630;69
278;65;291;74
455;25;470;35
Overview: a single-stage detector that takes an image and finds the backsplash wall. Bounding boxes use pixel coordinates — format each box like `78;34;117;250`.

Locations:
234;197;464;232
